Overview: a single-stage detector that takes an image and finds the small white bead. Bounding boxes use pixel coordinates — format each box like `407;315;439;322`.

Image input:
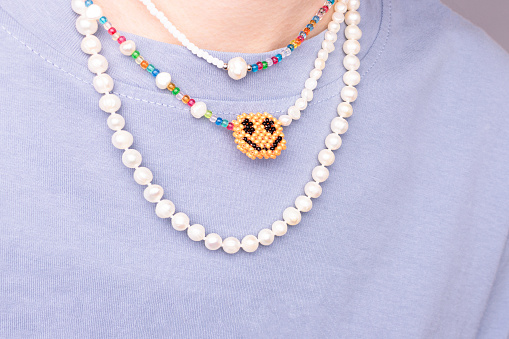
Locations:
301;88;313;102
190;102;207;118
222;237;241;254
335;2;347;13
122;149;142;168
155;72;172;89
309;68;322;80
345;25;362;40
204;233;222;250
295;195;313;212
156;11;164;20
312;166;330;183
88;54;108;74
341;85;358;102
111;130;133;149
258;229;275;246
345;10;361;25
324;31;338;43
227;57;248;80
314;58;326;70
75;16;98;35
343;70;361;86
331;117;349;134
325;133;343;150
171;212;189;231
155;200;175;218
343;39;361;55
107;114;125;131
241;235;259;253
305;78;318;90
81;35;101;54
99;94;121;113
111;33;120;41
283;207;301;226
103;22;112;30
328;21;341;33
71;0;86;14
133;167;153;185
187;224;205;241
279;115;292;126
317;49;329;61
348;0;361;11
272;220;288;236
144;184;164;203
93;74;114;93
337;102;353;118
288;106;301;120
305;181;322;198
343;54;360;71
322;40;335;53
119;40;136;56
332;11;345;24
85;4;103;20
295;98;308;111
318;149;335;166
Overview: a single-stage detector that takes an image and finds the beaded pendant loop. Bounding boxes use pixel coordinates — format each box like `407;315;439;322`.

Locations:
232;113;287;159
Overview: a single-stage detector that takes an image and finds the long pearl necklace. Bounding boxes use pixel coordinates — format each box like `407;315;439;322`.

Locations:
72;0;362;254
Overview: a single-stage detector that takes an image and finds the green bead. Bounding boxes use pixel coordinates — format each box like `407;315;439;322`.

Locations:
204;110;213;119
221;119;228;127
262;61;268;69
131;50;140;59
172;87;180;95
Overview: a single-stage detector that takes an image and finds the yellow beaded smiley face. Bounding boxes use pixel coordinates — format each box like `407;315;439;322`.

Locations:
232;112;287;160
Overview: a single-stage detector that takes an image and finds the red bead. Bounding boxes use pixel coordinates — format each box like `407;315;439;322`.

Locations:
227;122;234;131
117;36;126;44
256;61;263;70
188;99;196;107
108;27;116;35
271;56;278;64
296;36;304;43
322;5;329;12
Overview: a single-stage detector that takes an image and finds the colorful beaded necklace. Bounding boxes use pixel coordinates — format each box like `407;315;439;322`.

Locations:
72;0;362;254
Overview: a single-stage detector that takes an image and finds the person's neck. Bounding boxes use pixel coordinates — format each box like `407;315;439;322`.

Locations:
94;0;334;53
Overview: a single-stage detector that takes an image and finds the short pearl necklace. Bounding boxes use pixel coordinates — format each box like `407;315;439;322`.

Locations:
72;0;362;254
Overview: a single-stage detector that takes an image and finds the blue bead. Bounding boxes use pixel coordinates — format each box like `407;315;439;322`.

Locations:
251;64;258;72
330;0;335;4
313;16;320;22
152;69;160;77
99;16;108;24
299;31;307;39
287;44;295;51
215;117;223;125
276;54;282;62
306;24;314;31
85;0;93;7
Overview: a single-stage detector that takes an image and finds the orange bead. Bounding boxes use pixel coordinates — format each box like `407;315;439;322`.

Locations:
140;60;149;69
181;95;190;104
167;82;175;91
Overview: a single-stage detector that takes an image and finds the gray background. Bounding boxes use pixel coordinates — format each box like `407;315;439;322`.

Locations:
442;0;509;52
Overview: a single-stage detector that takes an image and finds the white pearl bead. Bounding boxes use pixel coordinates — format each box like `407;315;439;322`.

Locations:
345;25;362;40
337;102;353;118
295;98;308;111
343;39;361;55
324;31;338;43
328;21;341;33
318;149;335;166
187;224;205;241
75;16;98;35
171;212;189;231
309;68;322;80
331;116;349;134
227;57;248;80
241;235;259;252
305;78;318;90
144;184;164;203
283;207;301;225
343;54;360;71
332;11;345;24
312;166;330;183
288;106;301;120
93;74;114;93
343;70;361;86
345;10;361;25
99;94;121;113
317;49;329;61
107;113;125;131
321;40;335;53
111;130;133;149
85;4;103;20
301;88;313;102
155;200;175;218
325;133;342;150
155;72;172;89
81;35;101;55
258;229;275;246
122;149;142;168
71;0;86;14
222;237;241;254
348;0;361;11
88;54;108;74
272;220;288;236
305;181;322;198
295;195;313;212
314;58;326;70
119;40;136;56
204;233;222;250
335;2;347;13
133;167;153;185
190;101;207;118
279;115;292;126
341;85;358;102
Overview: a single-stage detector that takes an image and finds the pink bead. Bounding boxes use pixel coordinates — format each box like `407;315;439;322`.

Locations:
322;6;329;12
296;36;304;43
227;122;234;131
108;27;116;35
271;56;278;64
187;99;196;107
256;61;263;70
117;36;126;44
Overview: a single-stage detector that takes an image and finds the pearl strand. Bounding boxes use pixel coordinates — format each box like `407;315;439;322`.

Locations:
72;0;362;254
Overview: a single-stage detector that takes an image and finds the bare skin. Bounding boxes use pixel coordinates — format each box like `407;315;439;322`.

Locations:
94;0;334;53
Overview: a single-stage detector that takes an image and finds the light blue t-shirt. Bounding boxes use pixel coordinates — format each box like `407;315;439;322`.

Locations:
1;0;508;337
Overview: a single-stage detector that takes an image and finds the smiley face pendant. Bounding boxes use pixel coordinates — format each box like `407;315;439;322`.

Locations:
232;112;287;160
